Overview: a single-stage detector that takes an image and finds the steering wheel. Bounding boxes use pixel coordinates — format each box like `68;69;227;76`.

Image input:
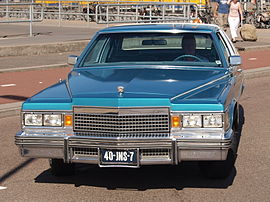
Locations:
174;54;203;62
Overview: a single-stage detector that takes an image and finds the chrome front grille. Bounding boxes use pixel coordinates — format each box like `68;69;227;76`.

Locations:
74;132;170;138
73;107;170;134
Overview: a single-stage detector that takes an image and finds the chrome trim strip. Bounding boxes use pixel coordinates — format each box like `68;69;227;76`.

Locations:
64;137;69;163
15;133;231;143
74;132;170;139
68;142;172;149
22;110;72;112
71;156;98;164
170;74;230;101
65;77;73;99
73;106;170;115
176;139;231;143
140;159;172;165
99;29;215;35
178;145;230;149
15;142;63;147
171;111;224;113
172;138;178;165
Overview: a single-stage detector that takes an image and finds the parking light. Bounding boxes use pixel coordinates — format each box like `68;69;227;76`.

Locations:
171;115;181;128
64;115;73;127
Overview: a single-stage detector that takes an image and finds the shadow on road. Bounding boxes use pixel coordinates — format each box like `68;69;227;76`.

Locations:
0;95;28;101
239;104;245;132
35;163;237;190
34;105;245;191
0;158;35;183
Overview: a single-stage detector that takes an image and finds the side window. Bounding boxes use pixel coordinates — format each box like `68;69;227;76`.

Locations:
82;36;107;66
219;30;238;55
217;32;230;63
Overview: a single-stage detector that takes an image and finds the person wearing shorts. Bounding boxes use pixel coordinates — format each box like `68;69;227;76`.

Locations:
215;0;229;31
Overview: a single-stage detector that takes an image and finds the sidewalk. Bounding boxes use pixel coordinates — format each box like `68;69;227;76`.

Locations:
233;29;270;51
1;21;270;57
0;20;106;57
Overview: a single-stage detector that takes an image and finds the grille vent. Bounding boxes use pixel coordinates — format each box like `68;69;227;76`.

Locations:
73;147;98;156
74;107;170;134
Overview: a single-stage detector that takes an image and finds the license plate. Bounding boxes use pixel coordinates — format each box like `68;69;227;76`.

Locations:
100;149;138;166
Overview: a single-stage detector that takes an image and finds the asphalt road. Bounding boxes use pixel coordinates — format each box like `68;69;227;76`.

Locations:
0;75;270;202
0;51;80;70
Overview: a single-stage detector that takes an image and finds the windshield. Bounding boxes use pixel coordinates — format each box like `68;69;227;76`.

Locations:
80;32;222;67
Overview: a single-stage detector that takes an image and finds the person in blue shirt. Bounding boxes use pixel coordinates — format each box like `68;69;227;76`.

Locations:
215;0;229;31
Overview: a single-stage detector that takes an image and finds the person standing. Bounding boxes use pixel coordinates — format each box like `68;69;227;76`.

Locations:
215;0;229;31
209;0;217;16
227;0;243;43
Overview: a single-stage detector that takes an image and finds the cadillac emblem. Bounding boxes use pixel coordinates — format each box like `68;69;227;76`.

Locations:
117;86;124;94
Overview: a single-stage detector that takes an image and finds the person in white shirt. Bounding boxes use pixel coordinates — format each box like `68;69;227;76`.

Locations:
227;0;244;42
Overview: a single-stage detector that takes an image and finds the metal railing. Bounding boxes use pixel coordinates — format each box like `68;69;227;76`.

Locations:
0;2;43;36
95;2;198;24
0;0;202;26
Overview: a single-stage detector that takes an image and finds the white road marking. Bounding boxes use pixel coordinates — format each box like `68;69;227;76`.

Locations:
0;186;7;190
248;58;257;61
0;84;16;87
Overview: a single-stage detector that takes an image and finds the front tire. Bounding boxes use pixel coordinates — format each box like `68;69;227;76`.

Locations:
199;109;240;179
49;159;75;176
199;149;236;179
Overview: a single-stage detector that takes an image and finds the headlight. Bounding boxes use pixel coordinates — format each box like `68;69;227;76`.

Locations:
24;114;42;126
203;114;223;128
44;114;62;127
183;115;202;128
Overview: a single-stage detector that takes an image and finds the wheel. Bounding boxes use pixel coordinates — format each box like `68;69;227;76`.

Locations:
199;109;240;179
49;159;75;176
199;149;236;179
174;54;203;62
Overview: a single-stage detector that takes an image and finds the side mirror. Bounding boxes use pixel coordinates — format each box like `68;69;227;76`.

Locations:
229;55;241;66
68;55;78;65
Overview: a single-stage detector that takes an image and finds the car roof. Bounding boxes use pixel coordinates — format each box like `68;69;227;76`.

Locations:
98;23;220;34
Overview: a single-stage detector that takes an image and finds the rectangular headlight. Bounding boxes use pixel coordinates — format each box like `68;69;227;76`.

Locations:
203;114;223;128
43;114;62;127
183;115;202;128
24;114;43;126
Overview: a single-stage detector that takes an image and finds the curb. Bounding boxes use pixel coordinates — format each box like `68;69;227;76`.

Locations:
0;40;269;57
0;40;89;57
0;102;22;119
236;44;270;51
243;66;270;79
0;63;69;73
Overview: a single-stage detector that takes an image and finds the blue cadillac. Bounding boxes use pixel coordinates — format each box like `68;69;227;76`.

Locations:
15;23;244;179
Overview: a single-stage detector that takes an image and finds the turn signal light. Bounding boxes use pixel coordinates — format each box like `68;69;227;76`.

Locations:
171;116;181;128
64;115;73;127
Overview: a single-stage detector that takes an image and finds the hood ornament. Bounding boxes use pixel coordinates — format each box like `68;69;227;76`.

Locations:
117;86;124;96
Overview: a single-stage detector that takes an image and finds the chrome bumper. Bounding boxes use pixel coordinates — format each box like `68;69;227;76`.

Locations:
15;129;233;166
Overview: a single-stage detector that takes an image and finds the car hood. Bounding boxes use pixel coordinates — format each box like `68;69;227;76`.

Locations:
68;66;230;101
